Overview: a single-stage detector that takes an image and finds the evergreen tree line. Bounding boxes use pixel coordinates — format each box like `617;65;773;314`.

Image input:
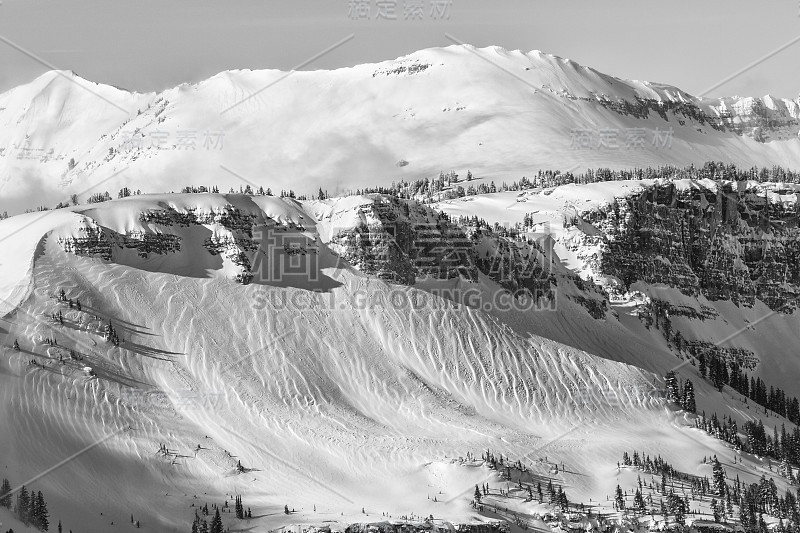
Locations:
620;451;800;531
353;161;800;204
0;478;50;531
694;412;800;477
476;449;571;511
738;475;800;531
694;412;743;450
620;450;684;481
698;351;800;426
742;419;800;474
191;495;252;533
26;161;800;215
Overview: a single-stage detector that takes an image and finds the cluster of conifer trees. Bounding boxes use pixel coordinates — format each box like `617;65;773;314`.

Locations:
104;320;120;346
352;162;800;204
476;449;571;511
664;371;696;413
34;161;800;216
698;351;800;426
0;478;51;531
191;504;223;533
620;450;800;532
233;495;251;519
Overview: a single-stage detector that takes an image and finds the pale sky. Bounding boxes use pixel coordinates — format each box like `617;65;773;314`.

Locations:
0;0;799;99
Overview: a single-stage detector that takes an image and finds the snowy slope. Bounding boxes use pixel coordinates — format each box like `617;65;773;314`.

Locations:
1;192;796;533
1;45;800;214
431;181;800;396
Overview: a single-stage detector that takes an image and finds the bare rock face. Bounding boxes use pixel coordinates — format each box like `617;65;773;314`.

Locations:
57;203;267;283
326;195;557;306
595;181;800;313
326;195;479;285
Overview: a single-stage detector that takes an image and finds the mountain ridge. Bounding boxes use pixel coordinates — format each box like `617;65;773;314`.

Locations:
1;44;800;216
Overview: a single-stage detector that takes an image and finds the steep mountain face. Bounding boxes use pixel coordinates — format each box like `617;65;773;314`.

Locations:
34;185;796;394
431;179;800;395
1;45;800;214
0;193;672;532
1;189;799;533
308;195;478;286
713;96;800;141
595;180;800;312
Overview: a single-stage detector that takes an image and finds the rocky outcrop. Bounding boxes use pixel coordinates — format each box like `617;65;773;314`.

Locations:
58;205;266;281
58;222;113;260
328;196;479;285
594;181;800;312
122;231;181;257
574;91;800;140
327;195;556;303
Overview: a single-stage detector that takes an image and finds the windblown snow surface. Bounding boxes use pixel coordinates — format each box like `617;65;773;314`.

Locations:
1;45;800;213
0;191;796;532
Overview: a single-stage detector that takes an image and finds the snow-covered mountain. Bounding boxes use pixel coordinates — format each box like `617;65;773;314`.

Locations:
1;185;799;532
2;45;800;533
1;45;800;214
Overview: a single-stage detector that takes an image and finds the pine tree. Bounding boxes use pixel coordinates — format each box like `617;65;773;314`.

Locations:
712;456;726;496
12;339;19;351
682;379;696;413
235;495;244;519
615;485;625;510
0;478;11;508
28;491;37;528
36;491;49;531
669;491;685;525
191;520;198;533
15;485;29;524
209;508;223;533
557;487;568;511
634;489;646;513
474;485;481;502
665;371;680;403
